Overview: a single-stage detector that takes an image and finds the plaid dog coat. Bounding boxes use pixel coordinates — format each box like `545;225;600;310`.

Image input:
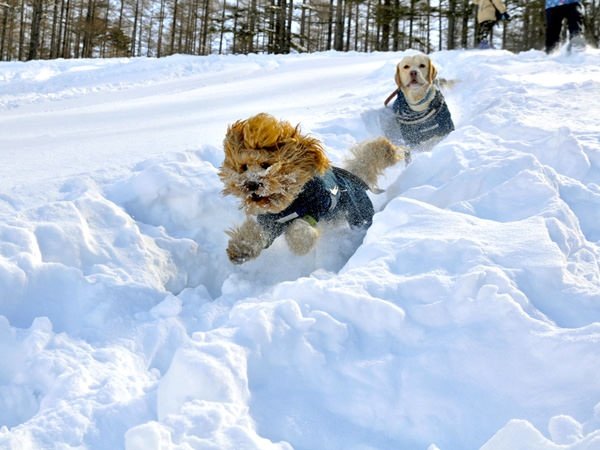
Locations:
392;88;455;146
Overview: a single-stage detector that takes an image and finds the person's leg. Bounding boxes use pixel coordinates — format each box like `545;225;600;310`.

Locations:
565;2;584;38
476;22;486;44
545;6;565;53
477;20;494;47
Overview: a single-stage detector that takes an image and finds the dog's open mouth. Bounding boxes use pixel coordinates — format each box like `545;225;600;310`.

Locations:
246;192;283;214
246;191;289;214
248;192;273;204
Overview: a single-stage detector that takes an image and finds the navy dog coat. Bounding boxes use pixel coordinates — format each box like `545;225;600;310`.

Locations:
256;167;374;249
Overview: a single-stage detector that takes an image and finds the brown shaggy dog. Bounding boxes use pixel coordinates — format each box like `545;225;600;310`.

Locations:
219;113;404;264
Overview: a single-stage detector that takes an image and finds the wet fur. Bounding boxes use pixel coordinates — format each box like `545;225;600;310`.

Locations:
220;113;330;216
219;113;404;263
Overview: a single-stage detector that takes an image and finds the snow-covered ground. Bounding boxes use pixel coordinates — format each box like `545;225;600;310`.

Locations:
1;46;600;450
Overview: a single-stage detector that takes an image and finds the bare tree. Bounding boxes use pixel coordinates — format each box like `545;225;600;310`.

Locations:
27;0;43;59
333;0;344;50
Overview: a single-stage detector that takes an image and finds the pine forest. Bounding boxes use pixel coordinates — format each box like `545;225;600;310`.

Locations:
0;0;599;61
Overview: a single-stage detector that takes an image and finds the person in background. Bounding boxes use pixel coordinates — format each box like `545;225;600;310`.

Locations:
545;0;585;53
473;0;511;49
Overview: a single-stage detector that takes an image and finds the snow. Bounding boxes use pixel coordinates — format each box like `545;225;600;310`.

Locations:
1;44;600;450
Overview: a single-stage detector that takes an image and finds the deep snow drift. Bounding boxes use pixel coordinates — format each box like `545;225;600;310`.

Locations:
1;46;600;450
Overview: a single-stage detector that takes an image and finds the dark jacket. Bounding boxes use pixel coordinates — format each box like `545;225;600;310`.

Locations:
256;167;374;249
392;88;455;146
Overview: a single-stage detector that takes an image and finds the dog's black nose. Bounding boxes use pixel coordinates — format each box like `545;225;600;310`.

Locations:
245;181;261;192
410;69;418;77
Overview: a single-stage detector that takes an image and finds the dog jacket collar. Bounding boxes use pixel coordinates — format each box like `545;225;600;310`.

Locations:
405;85;435;108
392;88;455;146
384;85;435;107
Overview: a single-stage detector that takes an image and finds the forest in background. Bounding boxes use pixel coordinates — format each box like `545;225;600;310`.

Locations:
1;0;599;61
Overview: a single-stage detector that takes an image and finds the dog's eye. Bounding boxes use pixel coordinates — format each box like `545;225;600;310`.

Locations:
419;63;426;68
240;164;248;172
403;64;410;69
261;162;271;170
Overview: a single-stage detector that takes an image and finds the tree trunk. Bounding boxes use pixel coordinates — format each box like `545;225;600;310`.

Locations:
364;0;371;51
218;0;226;54
27;0;44;60
353;1;359;50
278;0;287;52
460;0;469;48
0;4;9;60
49;0;61;58
407;0;415;49
82;0;94;58
437;0;442;50
170;0;179;54
333;0;344;50
131;0;140;56
447;0;456;49
380;0;391;51
74;0;86;58
157;0;165;57
326;0;333;50
393;0;401;51
345;0;352;51
18;0;26;60
286;0;293;51
61;0;72;58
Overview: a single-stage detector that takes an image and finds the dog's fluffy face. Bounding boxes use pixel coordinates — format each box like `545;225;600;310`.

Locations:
395;54;438;104
219;113;330;215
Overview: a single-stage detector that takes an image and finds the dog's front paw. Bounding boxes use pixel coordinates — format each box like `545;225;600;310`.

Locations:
226;240;260;264
285;218;319;255
226;219;267;264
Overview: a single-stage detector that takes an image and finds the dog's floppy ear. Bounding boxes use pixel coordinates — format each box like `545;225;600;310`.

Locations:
223;119;246;157
394;63;402;87
296;133;330;175
428;60;438;83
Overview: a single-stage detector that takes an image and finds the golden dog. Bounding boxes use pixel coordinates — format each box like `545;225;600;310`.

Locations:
385;53;455;149
219;113;404;264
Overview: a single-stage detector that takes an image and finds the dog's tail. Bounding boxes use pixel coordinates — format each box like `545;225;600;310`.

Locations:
343;137;405;192
437;77;458;91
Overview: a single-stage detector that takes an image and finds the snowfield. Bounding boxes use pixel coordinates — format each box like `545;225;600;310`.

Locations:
1;46;600;450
